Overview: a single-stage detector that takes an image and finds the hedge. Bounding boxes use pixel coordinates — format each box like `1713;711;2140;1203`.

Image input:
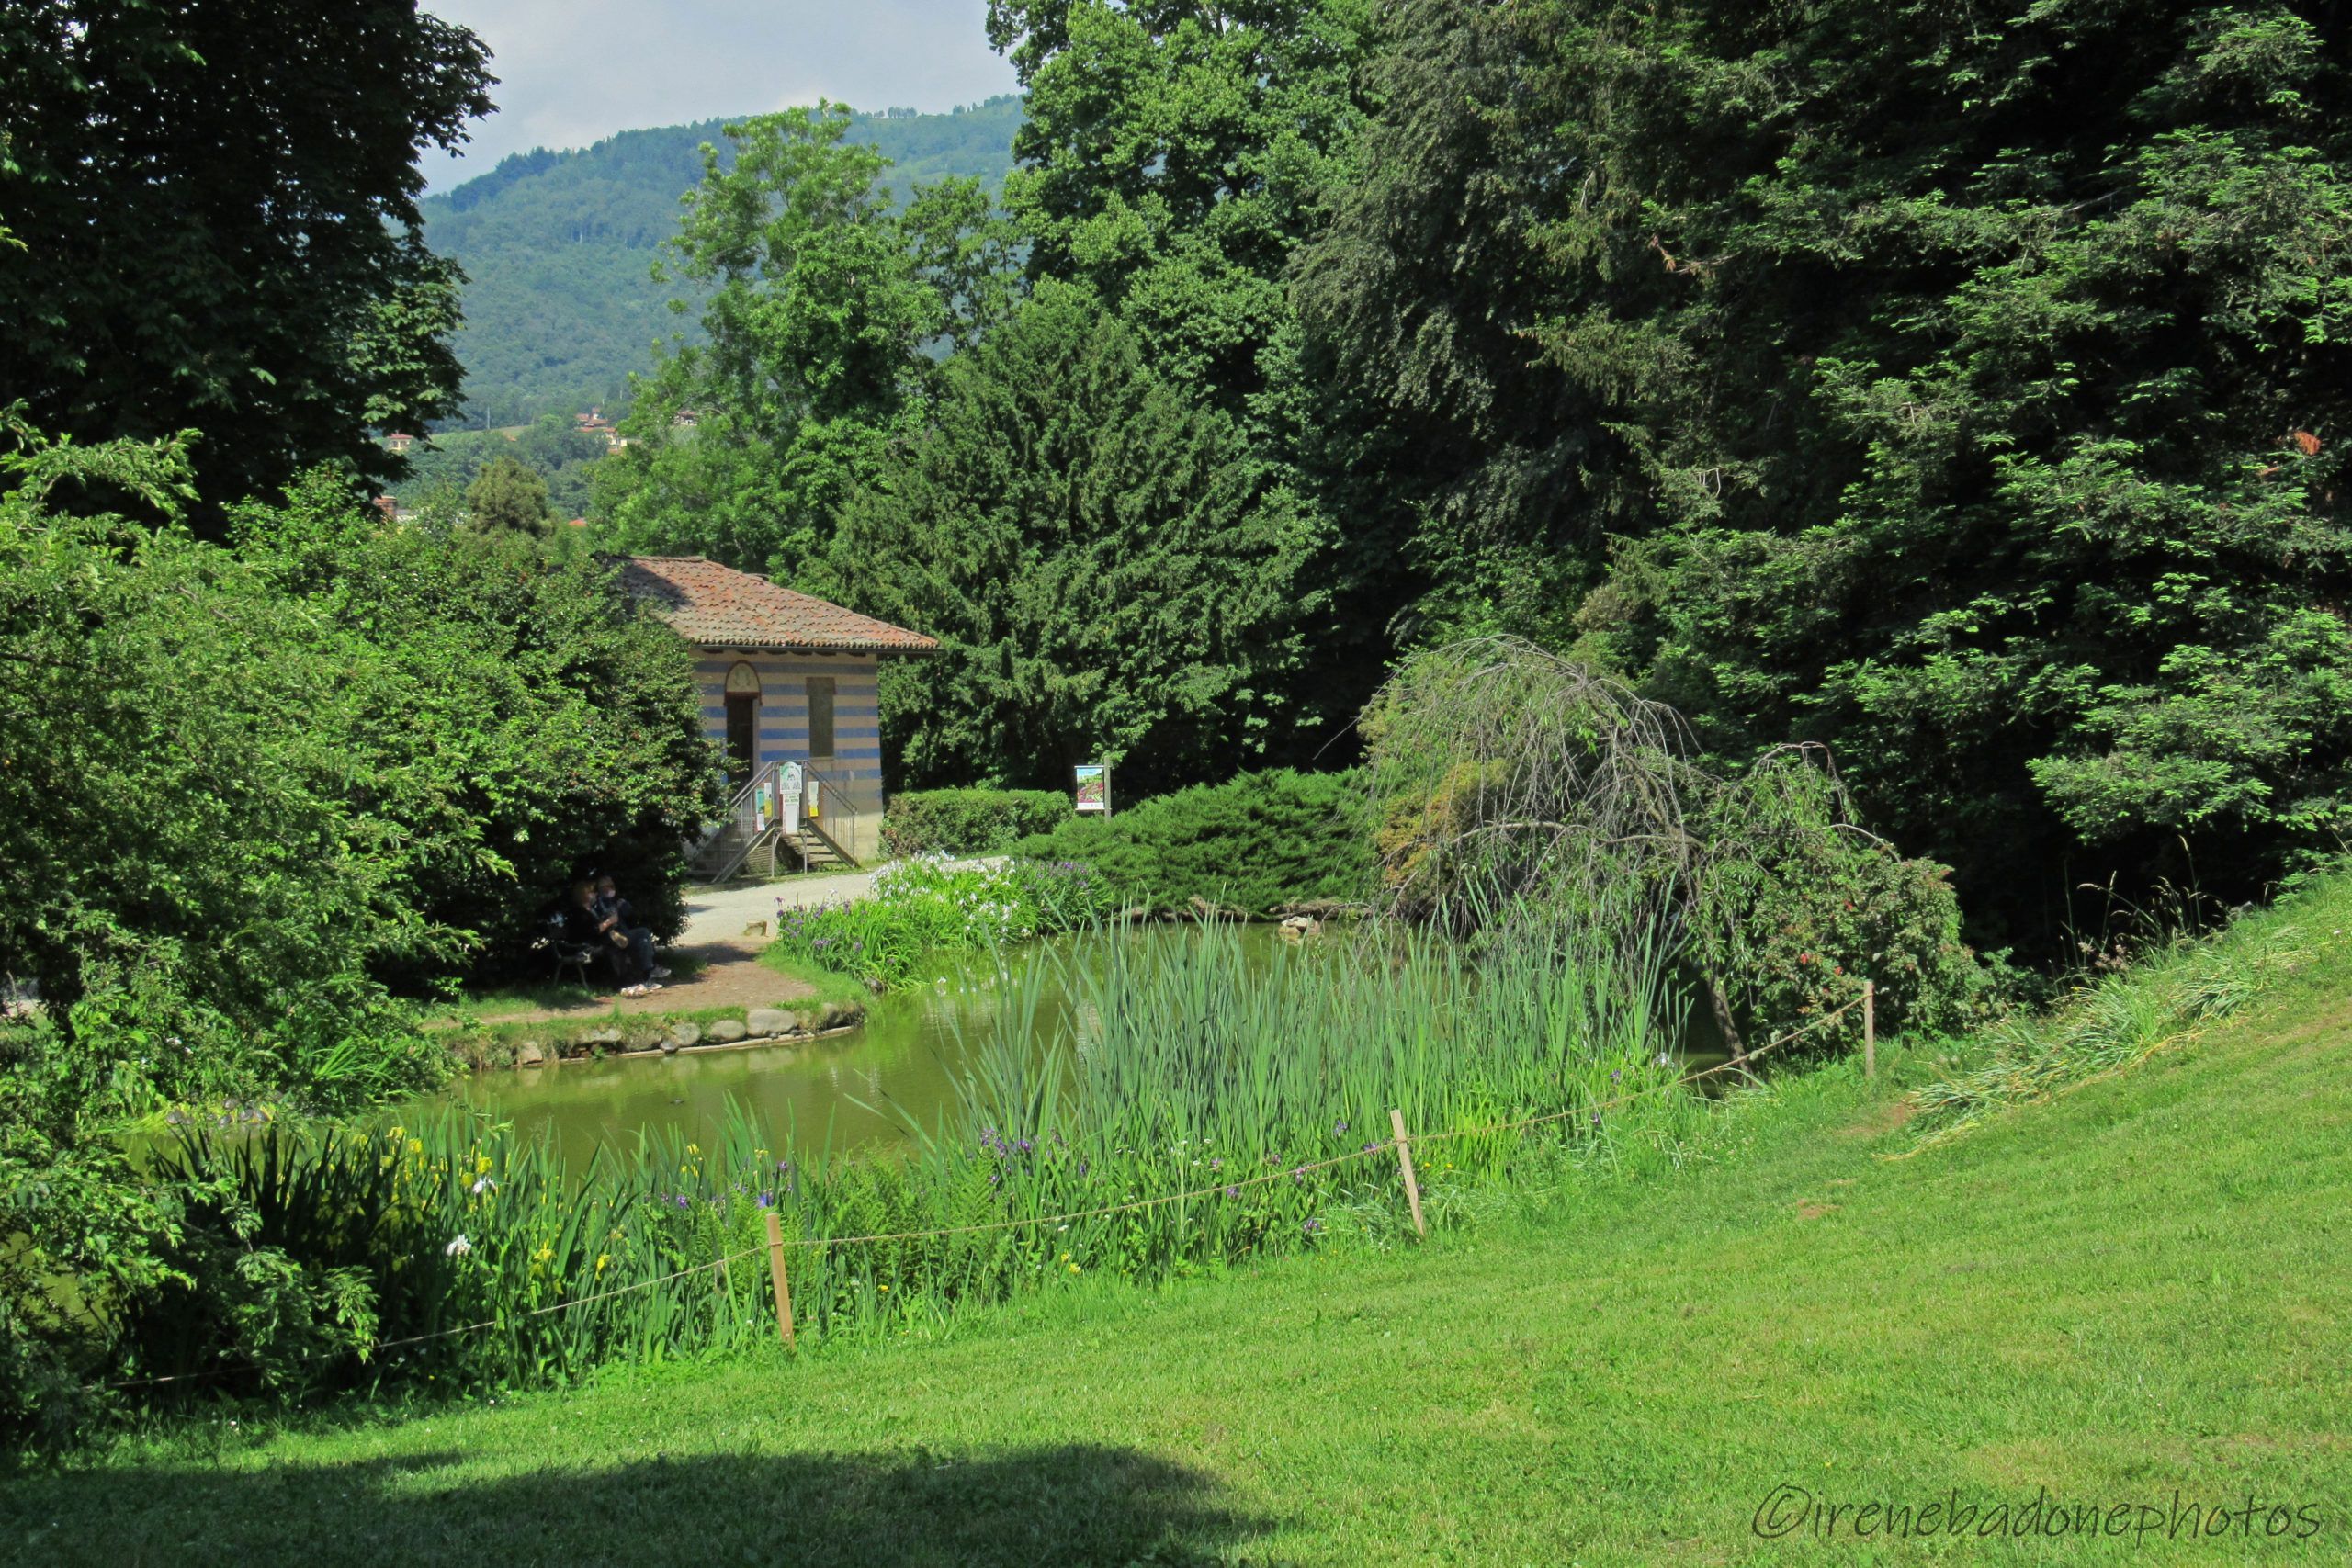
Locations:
1012;768;1371;917
881;787;1072;857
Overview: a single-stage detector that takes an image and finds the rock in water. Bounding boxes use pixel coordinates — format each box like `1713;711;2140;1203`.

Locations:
818;999;864;1030
707;1017;748;1043
517;1041;547;1067
667;1021;702;1050
746;1006;791;1037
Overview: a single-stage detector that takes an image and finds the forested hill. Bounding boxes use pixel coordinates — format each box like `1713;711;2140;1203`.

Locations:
421;96;1023;427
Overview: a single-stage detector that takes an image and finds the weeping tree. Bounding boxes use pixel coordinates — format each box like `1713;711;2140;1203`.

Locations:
1363;638;1984;1065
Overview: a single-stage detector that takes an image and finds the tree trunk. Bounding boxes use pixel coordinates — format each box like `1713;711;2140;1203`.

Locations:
1707;978;1755;1081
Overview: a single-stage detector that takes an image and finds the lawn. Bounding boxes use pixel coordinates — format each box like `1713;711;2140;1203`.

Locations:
11;900;2348;1563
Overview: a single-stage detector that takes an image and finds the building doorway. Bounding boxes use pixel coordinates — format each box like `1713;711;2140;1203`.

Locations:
723;662;761;785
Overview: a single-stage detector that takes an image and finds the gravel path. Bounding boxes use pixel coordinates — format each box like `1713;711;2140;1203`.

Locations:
678;869;885;944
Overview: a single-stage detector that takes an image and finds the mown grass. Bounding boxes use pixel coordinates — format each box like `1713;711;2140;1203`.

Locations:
13;875;2350;1562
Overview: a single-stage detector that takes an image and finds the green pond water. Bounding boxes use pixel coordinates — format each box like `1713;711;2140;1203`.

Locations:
411;927;1726;1167
413;928;1279;1166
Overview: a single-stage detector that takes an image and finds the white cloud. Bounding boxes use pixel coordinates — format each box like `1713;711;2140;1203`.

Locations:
422;0;1019;189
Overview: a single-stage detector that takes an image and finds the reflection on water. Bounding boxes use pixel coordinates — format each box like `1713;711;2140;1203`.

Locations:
413;931;1239;1168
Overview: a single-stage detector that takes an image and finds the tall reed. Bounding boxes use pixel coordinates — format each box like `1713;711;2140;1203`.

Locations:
121;913;1702;1407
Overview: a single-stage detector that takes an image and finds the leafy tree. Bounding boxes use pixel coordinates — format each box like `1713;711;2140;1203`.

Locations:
0;1;494;524
0;434;717;1105
988;1;1372;421
1303;0;2352;949
597;106;1015;582
985;2;1396;740
463;453;555;536
831;282;1327;794
416;97;1026;427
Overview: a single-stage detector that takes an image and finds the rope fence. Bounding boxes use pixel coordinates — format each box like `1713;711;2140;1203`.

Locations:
85;984;1875;1393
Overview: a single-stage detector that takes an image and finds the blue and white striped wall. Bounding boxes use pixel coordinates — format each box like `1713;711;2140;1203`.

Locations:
694;650;888;853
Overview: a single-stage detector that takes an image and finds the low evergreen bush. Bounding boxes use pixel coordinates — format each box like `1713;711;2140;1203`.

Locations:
880;788;1072;857
1012;768;1372;917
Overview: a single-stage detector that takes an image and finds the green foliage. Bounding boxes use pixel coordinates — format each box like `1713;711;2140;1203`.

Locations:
595;105;1017;581
1302;0;2352;951
0;435;718;1446
461;454;555;537
78;917;1684;1427
880;788;1071;856
982;0;1393;744
0;1;493;522
0;451;448;1109
989;1;1373;419
230;475;722;976
1359;640;1983;1043
418;98;1025;428
392;416;608;518
1013;768;1372;917
833;283;1329;793
1686;763;1991;1047
0;447;720;1022
768;859;1116;992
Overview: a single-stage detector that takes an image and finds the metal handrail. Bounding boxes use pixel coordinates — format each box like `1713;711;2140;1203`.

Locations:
693;760;790;883
797;763;858;866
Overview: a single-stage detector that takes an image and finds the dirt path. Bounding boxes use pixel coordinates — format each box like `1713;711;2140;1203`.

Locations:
495;939;816;1025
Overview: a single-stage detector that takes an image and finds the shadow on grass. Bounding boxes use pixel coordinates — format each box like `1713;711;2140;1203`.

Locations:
12;1442;1272;1566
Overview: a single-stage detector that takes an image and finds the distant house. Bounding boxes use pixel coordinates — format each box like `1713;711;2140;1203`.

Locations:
574;407;627;452
617;555;937;874
383;432;417;454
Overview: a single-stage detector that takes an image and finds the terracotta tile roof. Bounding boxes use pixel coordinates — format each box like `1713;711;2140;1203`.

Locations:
616;556;938;655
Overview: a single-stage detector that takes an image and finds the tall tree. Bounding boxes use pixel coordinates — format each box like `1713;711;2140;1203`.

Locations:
988;0;1372;421
596;106;1014;582
0;1;494;524
986;2;1392;739
463;454;554;537
1302;0;2352;948
831;281;1327;794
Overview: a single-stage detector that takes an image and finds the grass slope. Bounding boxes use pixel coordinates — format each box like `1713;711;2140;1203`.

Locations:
12;893;2349;1563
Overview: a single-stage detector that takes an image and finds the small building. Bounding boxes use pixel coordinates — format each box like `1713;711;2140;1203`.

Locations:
617;555;936;873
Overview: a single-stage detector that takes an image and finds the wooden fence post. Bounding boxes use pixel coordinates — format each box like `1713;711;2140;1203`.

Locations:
763;1211;797;1350
1388;1108;1427;1239
1862;981;1876;1080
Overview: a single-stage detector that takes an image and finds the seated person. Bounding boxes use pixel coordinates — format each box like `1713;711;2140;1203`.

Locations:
593;871;670;983
566;875;661;997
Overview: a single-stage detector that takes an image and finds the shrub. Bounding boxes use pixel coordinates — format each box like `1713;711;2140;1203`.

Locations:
1360;640;1992;1046
1695;792;1991;1047
768;858;1118;991
0;437;716;1448
880;788;1071;857
1012;768;1372;916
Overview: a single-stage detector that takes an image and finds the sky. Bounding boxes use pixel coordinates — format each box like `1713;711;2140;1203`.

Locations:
421;1;1021;191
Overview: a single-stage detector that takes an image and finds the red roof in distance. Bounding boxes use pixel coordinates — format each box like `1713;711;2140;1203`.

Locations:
616;555;937;655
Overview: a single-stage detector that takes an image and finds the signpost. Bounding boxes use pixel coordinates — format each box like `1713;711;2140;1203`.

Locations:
1075;763;1110;815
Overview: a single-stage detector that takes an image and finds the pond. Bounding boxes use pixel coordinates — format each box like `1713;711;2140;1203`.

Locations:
408;925;1727;1168
411;927;1288;1167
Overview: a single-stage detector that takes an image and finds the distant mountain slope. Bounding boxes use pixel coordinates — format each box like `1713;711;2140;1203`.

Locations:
422;96;1023;428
